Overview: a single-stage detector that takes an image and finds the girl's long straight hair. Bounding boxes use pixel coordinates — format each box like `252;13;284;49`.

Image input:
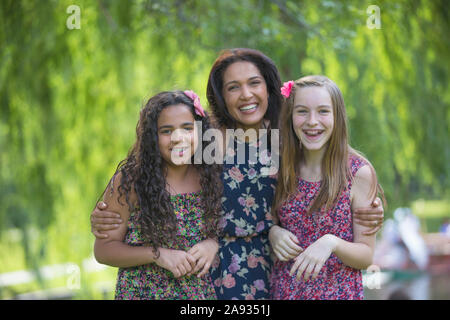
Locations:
273;75;385;216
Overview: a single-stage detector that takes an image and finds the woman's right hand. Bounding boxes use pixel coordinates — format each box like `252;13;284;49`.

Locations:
91;201;123;239
269;225;303;261
155;248;196;278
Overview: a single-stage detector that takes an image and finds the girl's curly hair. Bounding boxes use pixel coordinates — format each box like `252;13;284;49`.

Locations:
109;91;223;257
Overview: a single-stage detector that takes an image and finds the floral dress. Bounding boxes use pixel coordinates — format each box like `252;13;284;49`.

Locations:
270;155;367;300
115;191;217;300
210;135;277;300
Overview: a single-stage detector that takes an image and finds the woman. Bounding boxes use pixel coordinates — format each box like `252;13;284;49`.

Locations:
205;48;282;299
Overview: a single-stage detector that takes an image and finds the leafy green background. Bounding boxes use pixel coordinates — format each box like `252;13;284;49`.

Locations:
0;0;448;299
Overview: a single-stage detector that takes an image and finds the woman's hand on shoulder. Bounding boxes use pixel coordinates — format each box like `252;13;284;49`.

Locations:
353;198;384;235
352;165;384;236
91;171;138;239
91;201;123;239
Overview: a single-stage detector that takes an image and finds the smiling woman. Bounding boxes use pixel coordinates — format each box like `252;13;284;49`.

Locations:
205;48;284;300
206;48;283;133
221;61;269;131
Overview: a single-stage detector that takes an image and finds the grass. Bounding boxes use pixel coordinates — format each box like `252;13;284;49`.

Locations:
0;268;117;300
0;226;118;300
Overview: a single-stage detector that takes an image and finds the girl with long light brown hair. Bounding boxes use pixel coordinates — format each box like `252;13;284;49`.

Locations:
270;75;386;299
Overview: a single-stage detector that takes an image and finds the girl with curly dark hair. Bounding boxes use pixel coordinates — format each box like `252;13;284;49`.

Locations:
94;90;223;300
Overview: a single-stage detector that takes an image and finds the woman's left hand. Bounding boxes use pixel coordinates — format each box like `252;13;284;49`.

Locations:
353;197;384;235
187;238;219;278
289;234;337;281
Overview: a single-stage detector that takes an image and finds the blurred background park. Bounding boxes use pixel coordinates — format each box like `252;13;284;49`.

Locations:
0;0;449;300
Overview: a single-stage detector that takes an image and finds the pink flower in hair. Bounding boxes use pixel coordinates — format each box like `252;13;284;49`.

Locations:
280;80;294;98
184;90;206;117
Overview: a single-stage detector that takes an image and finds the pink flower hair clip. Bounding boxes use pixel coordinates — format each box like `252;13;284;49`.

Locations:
184;90;206;117
280;80;295;98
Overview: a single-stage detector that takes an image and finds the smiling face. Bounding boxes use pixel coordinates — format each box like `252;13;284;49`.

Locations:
157;104;197;167
222;61;269;130
292;86;334;152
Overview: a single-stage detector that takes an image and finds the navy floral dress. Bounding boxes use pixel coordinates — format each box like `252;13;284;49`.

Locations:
210;135;277;300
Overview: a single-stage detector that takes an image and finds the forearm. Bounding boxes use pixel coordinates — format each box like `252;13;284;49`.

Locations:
326;234;374;270
94;240;157;268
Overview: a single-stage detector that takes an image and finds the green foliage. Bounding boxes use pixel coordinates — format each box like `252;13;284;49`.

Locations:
0;0;448;298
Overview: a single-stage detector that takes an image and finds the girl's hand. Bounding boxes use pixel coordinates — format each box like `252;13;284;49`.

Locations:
290;234;337;281
155;248;196;278
91;201;123;239
353;197;384;235
269;225;303;261
187;239;219;278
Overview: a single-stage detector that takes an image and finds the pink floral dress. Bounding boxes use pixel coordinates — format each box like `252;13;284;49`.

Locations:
270;155;367;300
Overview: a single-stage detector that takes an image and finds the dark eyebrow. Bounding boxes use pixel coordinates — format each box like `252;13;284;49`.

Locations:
224;76;263;87
158;122;194;130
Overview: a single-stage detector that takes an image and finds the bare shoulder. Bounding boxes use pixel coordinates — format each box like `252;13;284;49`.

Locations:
103;171;137;219
354;164;374;184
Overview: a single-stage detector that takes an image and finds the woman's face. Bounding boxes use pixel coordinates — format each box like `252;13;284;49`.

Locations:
222;61;269;130
292;86;334;152
157;104;197;167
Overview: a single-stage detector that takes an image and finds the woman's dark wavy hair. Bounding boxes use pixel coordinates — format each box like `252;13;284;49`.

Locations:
107;91;223;257
206;48;283;130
